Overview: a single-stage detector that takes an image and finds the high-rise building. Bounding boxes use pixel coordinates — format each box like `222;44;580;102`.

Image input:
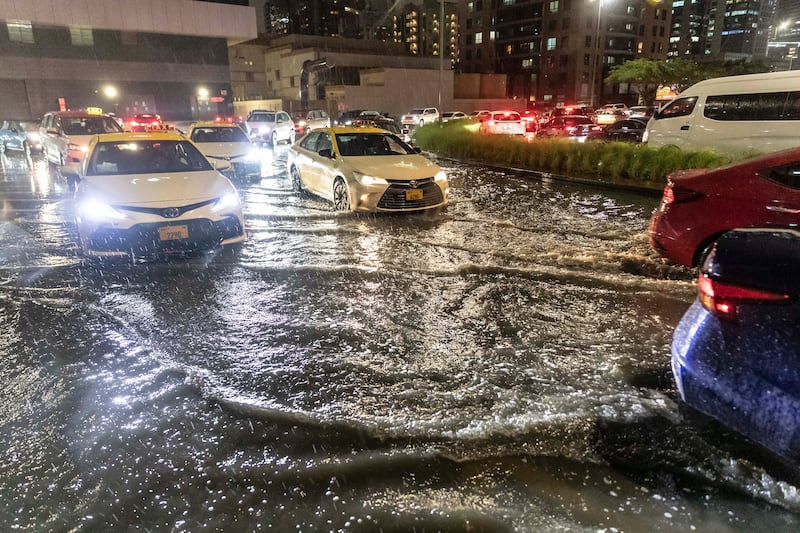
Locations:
391;0;460;66
459;0;671;107
261;0;365;38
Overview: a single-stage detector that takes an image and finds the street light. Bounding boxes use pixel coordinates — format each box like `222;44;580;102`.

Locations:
102;84;118;99
589;0;605;108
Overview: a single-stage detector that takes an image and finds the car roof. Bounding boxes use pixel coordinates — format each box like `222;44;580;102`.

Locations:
189;121;241;129
94;131;187;143
316;126;392;134
46;110;114;118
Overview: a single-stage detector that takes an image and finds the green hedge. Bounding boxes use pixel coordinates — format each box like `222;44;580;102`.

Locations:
411;120;738;186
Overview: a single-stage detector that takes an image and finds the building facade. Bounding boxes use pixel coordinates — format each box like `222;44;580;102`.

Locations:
0;0;256;121
259;0;365;38
459;0;671;108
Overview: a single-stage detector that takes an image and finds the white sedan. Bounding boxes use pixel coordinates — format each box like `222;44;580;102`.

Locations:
287;127;449;212
67;131;246;261
187;122;262;179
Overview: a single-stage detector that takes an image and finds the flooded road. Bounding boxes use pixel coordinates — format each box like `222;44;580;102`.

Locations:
1;147;799;532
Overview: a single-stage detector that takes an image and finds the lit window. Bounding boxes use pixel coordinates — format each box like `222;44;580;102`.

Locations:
549;1;559;13
546;37;557;50
475;32;483;44
7;21;34;44
70;27;93;46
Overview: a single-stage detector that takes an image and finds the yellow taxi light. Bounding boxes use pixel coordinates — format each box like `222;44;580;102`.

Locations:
86;106;103;115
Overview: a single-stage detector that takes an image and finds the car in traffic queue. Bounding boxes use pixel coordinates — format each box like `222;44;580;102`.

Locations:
0;120;35;156
128;113;165;132
353;111;401;134
441;111;468;122
40;108;123;173
648;147;800;267
186;122;261;180
291;109;331;135
66;130;246;261
478;111;526;136
400;107;439;127
594;108;627;125
535;115;600;142
521;110;540;132
585;118;648;143
287;126;449;213
245;110;295;146
672;227;800;463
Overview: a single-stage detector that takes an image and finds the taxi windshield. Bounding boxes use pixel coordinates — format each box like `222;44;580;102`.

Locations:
62;116;122;135
87;140;213;176
335;133;415;156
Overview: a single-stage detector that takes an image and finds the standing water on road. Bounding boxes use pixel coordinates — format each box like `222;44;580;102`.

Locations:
1;150;798;531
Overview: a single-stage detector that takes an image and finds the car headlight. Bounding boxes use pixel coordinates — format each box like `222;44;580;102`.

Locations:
212;192;241;212
434;171;447;182
258;125;269;134
78;199;125;221
353;172;388;186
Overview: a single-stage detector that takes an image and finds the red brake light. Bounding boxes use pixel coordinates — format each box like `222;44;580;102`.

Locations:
488;119;496;126
661;184;703;206
130;120;139;126
698;274;790;317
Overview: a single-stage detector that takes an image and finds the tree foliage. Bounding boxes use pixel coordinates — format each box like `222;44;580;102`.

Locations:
605;58;774;106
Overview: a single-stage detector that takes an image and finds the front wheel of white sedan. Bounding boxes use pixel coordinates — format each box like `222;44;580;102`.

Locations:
332;177;351;211
290;165;304;193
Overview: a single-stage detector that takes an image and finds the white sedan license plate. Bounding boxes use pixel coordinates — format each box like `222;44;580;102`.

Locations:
159;225;189;241
406;189;423;201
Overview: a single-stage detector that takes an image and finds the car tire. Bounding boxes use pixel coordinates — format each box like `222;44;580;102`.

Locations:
289;129;296;144
332;177;351;211
271;131;278;146
290;165;304;193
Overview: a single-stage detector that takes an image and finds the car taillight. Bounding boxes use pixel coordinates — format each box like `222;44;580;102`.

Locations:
488;120;496;126
130;120;139;127
698;274;790;318
661;184;702;206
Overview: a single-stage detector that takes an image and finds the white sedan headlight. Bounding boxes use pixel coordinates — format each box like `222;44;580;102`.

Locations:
78;199;125;222
258;125;269;134
434;171;447;182
245;146;262;161
212;192;241;212
353;171;388;186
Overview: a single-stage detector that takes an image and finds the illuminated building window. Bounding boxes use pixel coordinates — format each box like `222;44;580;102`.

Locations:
547;37;557;50
70;27;94;46
7;21;34;43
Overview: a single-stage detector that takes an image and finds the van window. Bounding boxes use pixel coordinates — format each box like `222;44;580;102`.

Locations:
656;97;697;119
704;91;800;121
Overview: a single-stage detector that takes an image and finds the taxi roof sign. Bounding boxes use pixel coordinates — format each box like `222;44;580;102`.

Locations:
86;106;103;115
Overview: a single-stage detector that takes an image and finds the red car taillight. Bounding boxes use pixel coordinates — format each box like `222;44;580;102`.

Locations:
661;183;703;206
487;120;496;126
698;273;790;318
130;120;139;127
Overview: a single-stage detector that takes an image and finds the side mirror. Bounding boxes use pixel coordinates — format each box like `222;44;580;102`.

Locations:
318;148;334;159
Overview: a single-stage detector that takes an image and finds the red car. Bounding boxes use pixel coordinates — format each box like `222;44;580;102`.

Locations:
649;147;800;267
128;113;164;132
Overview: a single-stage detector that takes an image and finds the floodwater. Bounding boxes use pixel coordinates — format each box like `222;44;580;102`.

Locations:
1;147;798;532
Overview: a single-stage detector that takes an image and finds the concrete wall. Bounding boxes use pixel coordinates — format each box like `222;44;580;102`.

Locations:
0;0;256;44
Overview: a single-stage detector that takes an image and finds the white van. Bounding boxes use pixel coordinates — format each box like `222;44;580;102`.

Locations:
643;71;800;154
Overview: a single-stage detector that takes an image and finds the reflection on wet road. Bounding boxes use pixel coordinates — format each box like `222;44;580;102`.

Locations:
1;146;798;531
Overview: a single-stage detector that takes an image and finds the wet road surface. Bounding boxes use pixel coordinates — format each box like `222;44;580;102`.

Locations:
1;147;799;531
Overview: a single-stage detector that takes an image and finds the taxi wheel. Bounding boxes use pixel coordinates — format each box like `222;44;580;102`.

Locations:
332;177;350;211
290;166;304;193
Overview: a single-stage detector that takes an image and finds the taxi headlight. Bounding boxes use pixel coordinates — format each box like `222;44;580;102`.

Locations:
353;172;388;186
258;125;269;134
434;170;447;182
212;192;241;212
79;199;125;221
